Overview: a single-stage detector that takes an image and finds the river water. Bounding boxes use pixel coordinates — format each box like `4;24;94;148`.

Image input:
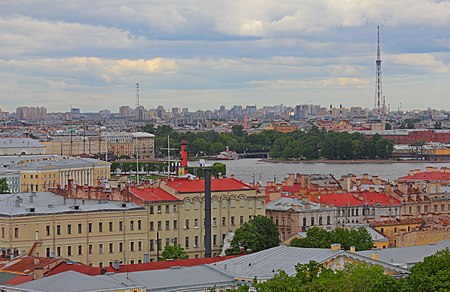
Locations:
189;159;450;184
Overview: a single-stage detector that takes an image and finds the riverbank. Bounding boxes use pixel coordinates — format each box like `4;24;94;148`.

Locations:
260;159;450;164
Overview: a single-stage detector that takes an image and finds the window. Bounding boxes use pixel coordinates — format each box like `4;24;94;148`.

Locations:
138;220;142;230
319;217;323;226
173;220;178;230
57;225;61;235
166;220;170;230
130;220;134;231
67;224;71;235
281;217;285;226
231;216;235;226
150;240;154;251
240;197;245;208
130;241;135;251
88;244;93;254
212;199;218;209
240;216;244;225
185;219;190;229
434;205;438;212
194;201;200;210
166;205;170;213
99;222;103;232
194;218;199;228
212;217;217;226
119;242;123;252
78;223;82;234
222;198;227;208
109;222;113;232
109;243;113;253
1;227;4;238
138;241;142;251
327;216;331;225
119;221;123;232
78;245;82;255
185;237;189;248
67;246;72;256
150;206;154;214
173;204;178;213
157;205;162;213
185;201;191;211
157;221;162;231
310;217;315;226
14;227;19;238
222;234;226;243
88;223;92;233
222;217;226;226
46;247;51;257
302;218;307;227
409;206;412;213
194;236;199;248
99;244;103;254
46;225;50;236
166;238;170;246
424;205;428;212
57;246;61;257
213;235;217;246
417;206;421;213
380;228;384;234
249;200;254;209
157;239;162;250
150;221;154;231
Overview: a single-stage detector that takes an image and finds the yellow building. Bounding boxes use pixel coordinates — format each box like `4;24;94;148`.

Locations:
11;156;110;192
0;192;147;267
371;218;424;247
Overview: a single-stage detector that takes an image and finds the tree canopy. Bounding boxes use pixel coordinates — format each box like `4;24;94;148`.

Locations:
290;227;374;251
142;124;394;160
226;215;280;255
0;178;9;194
160;245;188;261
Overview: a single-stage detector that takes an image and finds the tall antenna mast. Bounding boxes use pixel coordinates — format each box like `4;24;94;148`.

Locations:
375;24;383;117
135;82;140;109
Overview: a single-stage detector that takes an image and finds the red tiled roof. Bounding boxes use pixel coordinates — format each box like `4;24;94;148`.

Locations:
0;257;60;274
3;275;33;285
398;171;450;181
315;192;401;207
130;187;180;202
48;256;238;276
166;178;255;193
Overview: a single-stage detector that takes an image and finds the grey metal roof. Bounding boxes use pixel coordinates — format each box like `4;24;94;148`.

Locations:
357;238;450;268
210;245;409;280
12;270;143;292
266;197;327;211
210;245;345;280
0;138;45;149
0;192;144;216
0;155;109;171
99;265;234;291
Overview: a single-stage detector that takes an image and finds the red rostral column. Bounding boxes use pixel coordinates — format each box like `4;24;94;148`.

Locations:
179;140;188;175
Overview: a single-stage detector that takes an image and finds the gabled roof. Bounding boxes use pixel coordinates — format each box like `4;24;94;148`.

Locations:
129;186;180;203
398;171;450;182
315;192;401;207
0;256;60;274
166;177;255;193
209;245;409;281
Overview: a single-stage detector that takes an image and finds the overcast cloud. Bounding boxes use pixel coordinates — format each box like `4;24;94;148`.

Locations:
0;0;449;112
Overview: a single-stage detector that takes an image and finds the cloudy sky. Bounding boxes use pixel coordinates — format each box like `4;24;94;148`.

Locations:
1;0;449;113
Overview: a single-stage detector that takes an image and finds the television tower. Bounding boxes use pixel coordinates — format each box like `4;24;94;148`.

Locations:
374;24;384;117
135;82;140;109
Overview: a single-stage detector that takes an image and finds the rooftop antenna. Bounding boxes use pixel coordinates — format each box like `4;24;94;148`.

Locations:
161;135;177;176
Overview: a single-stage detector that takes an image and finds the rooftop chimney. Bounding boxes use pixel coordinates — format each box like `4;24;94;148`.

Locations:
330;243;341;251
350;246;356;253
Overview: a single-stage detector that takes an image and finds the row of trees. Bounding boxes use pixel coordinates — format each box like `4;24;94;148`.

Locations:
143;124;395;160
290;227;374;251
252;249;450;291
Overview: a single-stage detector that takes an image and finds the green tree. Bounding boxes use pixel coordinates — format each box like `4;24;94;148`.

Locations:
226;215;279;255
434;121;442;129
0;178;9;194
404;248;450;292
291;227;373;251
232;125;245;137
160;245;188;261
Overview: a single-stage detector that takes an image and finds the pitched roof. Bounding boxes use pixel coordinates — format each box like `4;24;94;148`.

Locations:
14;270;143;292
398;171;450;182
315;192;401;207
48;256;237;276
129;186;180;203
370;218;424;227
0;256;60;274
165;177;255;193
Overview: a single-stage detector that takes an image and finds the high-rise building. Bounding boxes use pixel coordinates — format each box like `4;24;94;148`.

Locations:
15;107;47;121
119;106;131;117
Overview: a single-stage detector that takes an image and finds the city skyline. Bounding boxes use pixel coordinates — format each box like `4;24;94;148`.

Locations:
1;1;450;112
